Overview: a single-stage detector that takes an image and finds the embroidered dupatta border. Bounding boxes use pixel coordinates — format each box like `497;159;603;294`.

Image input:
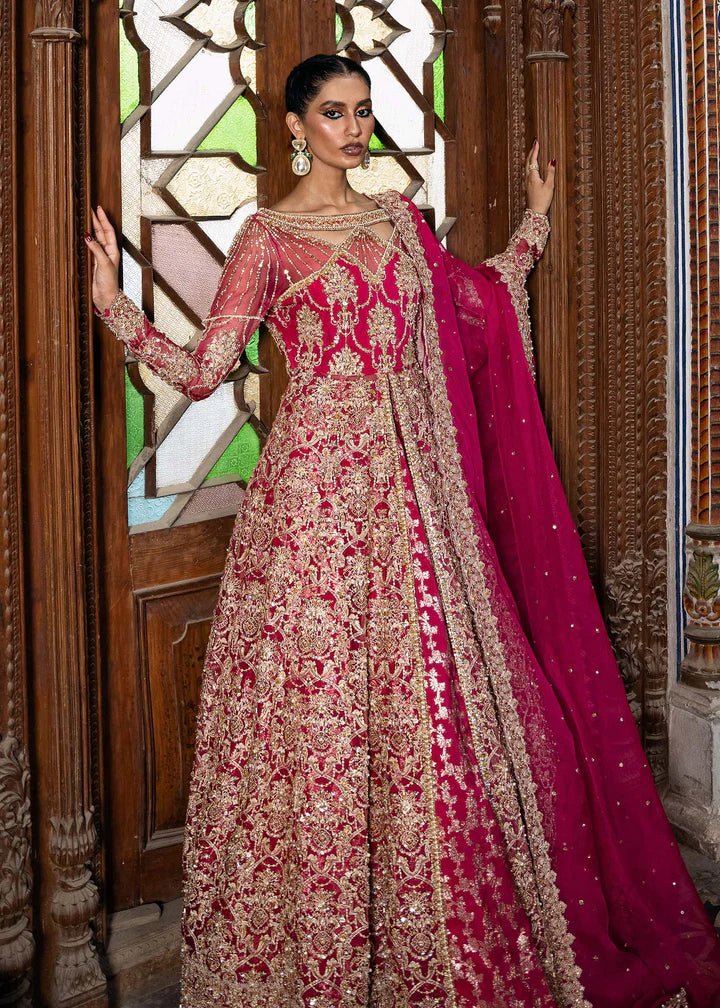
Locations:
373;191;589;1008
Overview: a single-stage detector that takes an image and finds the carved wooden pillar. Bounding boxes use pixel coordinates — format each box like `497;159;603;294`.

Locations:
525;0;576;503
0;3;33;1005
664;0;720;860
28;1;107;1003
681;0;720;690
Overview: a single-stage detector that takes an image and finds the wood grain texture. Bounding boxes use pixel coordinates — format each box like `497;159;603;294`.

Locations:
444;0;486;263
569;0;600;583
578;0;669;777
527;52;576;511
682;0;720;688
135;579;221;902
0;0;33;1003
25;0;107;1000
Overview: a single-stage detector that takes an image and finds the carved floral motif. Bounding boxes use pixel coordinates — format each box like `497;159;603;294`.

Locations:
605;549;670;779
528;0;577;55
684;548;720;623
0;733;33;997
605;552;644;723
483;4;502;35
682;531;720;689
33;0;75;31
49;810;105;1000
683;0;720;689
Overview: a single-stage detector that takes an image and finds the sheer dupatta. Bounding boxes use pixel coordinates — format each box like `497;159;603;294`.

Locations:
377;190;720;1008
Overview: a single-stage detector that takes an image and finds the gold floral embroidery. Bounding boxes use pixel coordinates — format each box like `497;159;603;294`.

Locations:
181;372;453;1006
257;205;392;233
379;378;456;1004
375;190;588;1008
394;252;423;303
367;302;396;368
294;304;324;375
321;262;359;307
327;346;364;376
99;289;145;343
484;208;550;377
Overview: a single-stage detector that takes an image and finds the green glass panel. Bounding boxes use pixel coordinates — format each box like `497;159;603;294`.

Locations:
207;421;260;482
119;21;140;124
369;132;385;151
246;1;256;37
432;0;443;8
336;13;343;45
246;329;259;366
199;95;257;165
125;370;144;467
433;49;445;121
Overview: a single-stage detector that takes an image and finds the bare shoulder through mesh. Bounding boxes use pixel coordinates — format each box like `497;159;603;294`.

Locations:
255;203;401;291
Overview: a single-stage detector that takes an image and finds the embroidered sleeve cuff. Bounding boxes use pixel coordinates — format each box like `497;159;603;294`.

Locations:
514;208;551;262
95;289;147;347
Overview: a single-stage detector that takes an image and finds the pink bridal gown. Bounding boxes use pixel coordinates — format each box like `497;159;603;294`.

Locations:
98;189;720;1008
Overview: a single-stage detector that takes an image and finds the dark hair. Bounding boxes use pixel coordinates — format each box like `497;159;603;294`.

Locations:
285;54;371;117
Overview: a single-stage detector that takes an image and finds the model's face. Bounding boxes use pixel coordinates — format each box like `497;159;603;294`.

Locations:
287;74;374;170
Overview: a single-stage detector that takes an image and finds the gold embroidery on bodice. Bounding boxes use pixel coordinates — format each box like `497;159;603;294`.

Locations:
256;205;423;380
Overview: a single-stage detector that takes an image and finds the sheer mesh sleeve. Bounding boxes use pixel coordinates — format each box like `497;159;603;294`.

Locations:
96;215;281;401
481;209;550;338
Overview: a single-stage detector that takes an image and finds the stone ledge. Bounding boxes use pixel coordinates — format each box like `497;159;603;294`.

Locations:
101;899;181;1007
665;790;720;861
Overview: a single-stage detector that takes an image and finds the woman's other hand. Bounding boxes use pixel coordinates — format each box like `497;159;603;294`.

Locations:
85;206;121;311
525;140;556;216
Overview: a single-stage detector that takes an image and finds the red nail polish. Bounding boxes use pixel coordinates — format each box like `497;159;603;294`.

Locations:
551;158;557;167
84;231;93;242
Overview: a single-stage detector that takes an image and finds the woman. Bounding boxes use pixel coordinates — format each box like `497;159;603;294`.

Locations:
87;53;720;1008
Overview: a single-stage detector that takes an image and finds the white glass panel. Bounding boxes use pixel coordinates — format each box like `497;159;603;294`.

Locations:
131;1;194;91
200;203;258;255
155;382;240;492
151;51;236;151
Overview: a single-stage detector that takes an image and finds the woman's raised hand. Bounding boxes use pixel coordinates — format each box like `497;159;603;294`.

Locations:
85;206;121;312
525;140;556;216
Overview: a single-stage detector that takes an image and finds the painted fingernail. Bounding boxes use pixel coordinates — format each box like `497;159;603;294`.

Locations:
551;158;557;166
84;232;93;242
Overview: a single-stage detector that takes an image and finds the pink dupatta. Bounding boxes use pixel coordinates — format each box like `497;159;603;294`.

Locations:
386;191;720;1008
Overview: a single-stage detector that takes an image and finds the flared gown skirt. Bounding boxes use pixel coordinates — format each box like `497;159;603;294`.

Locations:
178;363;684;1008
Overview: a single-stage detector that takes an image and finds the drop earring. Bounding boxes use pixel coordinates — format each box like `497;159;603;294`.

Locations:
290;137;312;176
361;149;371;170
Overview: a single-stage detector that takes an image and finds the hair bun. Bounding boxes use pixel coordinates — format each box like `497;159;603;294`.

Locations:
285;54;371;116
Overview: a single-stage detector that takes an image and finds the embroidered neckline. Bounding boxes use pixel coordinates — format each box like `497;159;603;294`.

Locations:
271;230;409;310
257;192;391;231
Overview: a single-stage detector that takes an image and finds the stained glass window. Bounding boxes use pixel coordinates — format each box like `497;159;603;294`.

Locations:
336;0;451;238
118;0;265;532
117;1;449;532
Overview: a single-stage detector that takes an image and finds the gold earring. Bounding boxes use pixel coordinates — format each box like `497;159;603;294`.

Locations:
290;137;312;176
361;149;371;170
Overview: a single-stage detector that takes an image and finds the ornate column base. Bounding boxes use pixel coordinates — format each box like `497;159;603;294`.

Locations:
665;682;720;859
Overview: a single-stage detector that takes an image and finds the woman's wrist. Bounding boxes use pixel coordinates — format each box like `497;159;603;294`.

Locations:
93;289;122;317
